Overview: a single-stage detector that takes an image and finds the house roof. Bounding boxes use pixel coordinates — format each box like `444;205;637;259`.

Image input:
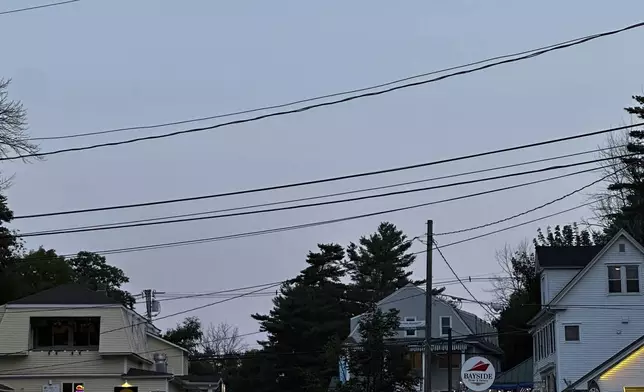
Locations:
0;383;13;391
176;375;223;383
123;368;172;377
8;284;121;306
147;332;190;353
535;245;603;269
562;334;644;391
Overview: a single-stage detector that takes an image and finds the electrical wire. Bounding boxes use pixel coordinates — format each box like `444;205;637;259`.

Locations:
15;122;642;219
434;168;622;236
22;145;625;234
433;239;498;317
28;167;605;257
14;154;624;229
412;198;610;256
0;0;79;16
7;20;644;159
27;21;636;142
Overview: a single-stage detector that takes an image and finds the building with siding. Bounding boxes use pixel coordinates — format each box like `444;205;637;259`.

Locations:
529;230;644;392
340;283;502;392
0;284;225;392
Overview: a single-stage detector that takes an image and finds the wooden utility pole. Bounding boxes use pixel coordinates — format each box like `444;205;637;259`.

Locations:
424;220;433;392
447;327;453;392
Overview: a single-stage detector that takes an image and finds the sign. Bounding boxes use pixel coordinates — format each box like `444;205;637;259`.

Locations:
400;320;424;329
43;385;60;392
75;384;84;392
461;356;496;391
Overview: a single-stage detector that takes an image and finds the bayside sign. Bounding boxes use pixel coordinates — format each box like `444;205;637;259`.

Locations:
461;356;496;391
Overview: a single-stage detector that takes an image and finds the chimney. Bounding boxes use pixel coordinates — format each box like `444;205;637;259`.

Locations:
153;353;168;373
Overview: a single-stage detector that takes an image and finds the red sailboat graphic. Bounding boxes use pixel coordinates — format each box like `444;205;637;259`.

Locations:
467;361;490;372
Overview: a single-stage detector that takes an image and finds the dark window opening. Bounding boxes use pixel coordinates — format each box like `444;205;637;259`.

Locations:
31;317;100;349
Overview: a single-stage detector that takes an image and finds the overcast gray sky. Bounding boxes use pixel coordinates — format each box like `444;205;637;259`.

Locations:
3;0;644;346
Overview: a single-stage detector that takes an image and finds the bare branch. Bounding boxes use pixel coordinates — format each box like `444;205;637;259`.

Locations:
0;78;40;160
200;321;248;355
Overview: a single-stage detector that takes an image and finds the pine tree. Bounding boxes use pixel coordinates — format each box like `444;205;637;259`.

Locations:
340;304;419;392
252;244;351;392
602;95;644;241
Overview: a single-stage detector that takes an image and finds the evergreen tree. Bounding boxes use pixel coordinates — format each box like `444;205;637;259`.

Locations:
340;304;419;392
344;222;426;312
252;243;351;392
601;95;644;242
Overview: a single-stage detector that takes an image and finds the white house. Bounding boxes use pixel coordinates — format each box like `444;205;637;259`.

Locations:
342;283;502;392
530;229;644;392
0;284;225;392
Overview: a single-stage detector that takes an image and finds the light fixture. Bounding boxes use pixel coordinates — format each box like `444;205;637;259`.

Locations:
121;381;132;388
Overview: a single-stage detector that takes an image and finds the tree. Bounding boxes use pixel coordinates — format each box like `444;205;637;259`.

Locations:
163;316;203;355
192;322;249;376
252;243;352;392
344;222;430;313
340;304;419;392
0;78;39;160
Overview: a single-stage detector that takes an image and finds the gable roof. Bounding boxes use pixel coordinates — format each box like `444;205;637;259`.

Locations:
147;332;190;353
562;334;644;391
8;284;121;306
549;230;644;307
536;245;603;269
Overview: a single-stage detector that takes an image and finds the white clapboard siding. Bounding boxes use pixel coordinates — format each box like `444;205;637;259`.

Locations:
0;376;168;392
0;351;124;375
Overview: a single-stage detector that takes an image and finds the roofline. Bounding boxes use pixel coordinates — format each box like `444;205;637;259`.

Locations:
562;334;644;391
121;374;172;379
5;304;121;309
549;230;644;306
494;356;533;380
147;332;190;353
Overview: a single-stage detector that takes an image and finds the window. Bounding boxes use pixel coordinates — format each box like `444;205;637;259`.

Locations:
533;320;556;361
541;274;547;305
438;353;460;369
564;325;580;342
440;316;451;336
619;243;626;252
62;383;84;392
31;318;100;349
404;317;417;337
608;265;640;293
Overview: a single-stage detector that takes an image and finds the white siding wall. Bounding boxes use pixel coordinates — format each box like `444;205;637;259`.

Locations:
0;307;132;354
542;269;579;305
596;347;644;392
0;351;124;375
0;376;168;392
147;335;186;375
555;238;644;392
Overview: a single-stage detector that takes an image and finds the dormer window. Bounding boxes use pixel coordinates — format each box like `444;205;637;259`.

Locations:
31;317;100;350
608;265;640;293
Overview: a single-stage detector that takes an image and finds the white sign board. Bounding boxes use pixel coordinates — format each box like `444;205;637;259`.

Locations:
43;385;60;392
400;320;424;329
461;356;496;391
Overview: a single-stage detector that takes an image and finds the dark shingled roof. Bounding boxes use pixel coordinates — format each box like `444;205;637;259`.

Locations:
124;368;172;377
8;284;121;306
0;383;13;391
535;245;603;268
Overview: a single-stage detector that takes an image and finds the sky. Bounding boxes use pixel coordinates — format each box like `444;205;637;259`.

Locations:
2;0;644;347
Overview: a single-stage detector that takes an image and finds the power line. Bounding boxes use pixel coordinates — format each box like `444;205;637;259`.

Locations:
0;0;79;16
25;167;604;258
14;152;627;221
23;145;623;234
433;239;497;317
8;20;644;159
434;169;622;236
412;198;610;256
27;22;634;142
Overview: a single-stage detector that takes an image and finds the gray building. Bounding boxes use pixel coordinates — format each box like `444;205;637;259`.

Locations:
341;283;503;392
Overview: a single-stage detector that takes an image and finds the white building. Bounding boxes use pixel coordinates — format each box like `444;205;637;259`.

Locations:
342;283;502;392
530;229;644;392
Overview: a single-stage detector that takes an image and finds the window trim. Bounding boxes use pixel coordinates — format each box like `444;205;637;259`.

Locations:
403;316;417;337
607;264;641;295
439;316;452;337
563;324;581;343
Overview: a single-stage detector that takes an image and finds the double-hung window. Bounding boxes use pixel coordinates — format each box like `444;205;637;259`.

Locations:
608;265;640;293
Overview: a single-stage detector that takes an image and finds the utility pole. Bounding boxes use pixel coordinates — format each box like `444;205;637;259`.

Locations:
424;220;433;392
143;289;153;321
447;327;453;392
